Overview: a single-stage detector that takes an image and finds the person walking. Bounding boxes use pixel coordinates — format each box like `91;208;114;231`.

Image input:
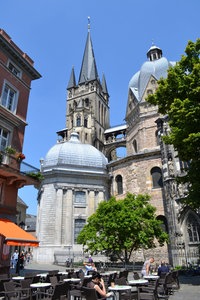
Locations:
12;250;19;269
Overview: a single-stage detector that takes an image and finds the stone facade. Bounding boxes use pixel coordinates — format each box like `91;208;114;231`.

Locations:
36;32;200;267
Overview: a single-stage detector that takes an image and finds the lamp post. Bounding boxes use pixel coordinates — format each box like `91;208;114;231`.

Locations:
16;221;25;275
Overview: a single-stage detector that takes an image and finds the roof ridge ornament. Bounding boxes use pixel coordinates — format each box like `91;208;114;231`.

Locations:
88;16;90;32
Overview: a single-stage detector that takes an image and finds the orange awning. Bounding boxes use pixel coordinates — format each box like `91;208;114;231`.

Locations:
0;219;39;247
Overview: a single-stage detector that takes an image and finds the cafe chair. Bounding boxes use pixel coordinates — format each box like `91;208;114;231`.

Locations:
133;272;140;280
138;289;155;300
50;276;59;287
114;277;134;300
81;287;99;300
3;281;31;300
37;282;69;299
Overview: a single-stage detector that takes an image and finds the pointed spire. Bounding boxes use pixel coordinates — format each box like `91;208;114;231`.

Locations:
102;73;108;95
67;66;76;89
78;29;99;84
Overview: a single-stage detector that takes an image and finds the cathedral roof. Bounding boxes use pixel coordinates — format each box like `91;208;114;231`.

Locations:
128;45;176;101
78;31;99;84
42;132;108;173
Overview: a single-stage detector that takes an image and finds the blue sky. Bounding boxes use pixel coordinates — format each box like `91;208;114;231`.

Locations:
1;0;199;215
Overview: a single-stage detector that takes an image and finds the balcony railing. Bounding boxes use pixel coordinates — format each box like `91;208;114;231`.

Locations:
0;151;40;176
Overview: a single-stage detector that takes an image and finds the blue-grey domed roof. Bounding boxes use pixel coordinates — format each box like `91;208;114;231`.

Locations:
42;132;108;172
129;45;176;101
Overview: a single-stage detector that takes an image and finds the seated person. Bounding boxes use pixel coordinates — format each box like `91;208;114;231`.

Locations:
83;262;97;275
87;271;113;299
157;261;170;276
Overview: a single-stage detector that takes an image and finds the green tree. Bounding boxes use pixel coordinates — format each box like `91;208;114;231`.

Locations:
77;193;168;263
147;39;200;209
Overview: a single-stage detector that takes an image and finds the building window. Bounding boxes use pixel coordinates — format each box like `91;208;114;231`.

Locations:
74;191;86;205
1;83;17;112
151;79;156;85
74;219;86;243
187;215;200;243
0;128;9;151
116;175;123;195
84;117;88;128
76;116;81;127
85;98;89;107
133;139;137;153
147;89;153;95
8;61;21;78
151;167;163;188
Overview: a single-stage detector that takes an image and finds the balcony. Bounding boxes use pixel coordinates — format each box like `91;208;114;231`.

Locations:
0;151;41;188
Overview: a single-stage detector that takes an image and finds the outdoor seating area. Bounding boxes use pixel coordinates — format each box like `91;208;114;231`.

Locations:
0;268;182;300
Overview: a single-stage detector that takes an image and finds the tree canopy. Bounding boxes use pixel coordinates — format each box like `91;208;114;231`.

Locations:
77;193;168;263
147;39;200;208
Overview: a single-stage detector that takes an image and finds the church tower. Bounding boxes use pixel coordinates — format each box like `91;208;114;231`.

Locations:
66;20;110;152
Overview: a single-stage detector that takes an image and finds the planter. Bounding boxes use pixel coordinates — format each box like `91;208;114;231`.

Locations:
2;154;10;165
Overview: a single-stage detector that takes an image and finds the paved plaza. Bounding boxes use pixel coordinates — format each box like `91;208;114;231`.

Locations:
11;261;200;300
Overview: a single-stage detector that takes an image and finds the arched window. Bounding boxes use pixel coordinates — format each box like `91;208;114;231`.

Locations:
133;139;137;153
74;219;86;243
85;98;89;107
151;167;163;188
84;117;88;128
76;116;81;127
187;215;200;243
116;175;123;195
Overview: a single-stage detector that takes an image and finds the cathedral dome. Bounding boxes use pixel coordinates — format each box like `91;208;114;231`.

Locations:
128;45;175;101
42;132;108;173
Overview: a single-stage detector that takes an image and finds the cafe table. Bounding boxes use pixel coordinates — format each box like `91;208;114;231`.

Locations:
128;279;148;292
36;273;48;278
143;275;159;280
129;279;148;286
108;285;132;300
30;282;51;300
63;278;81;283
12;276;25;280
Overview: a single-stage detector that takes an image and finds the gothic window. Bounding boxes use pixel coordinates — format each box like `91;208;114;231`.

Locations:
133;139;137;153
85;98;89;107
84;117;88;128
187;215;200;243
0;127;9;151
74;191;86;205
151;167;163;188
116;175;123;195
74;219;86;243
85;133;88;141
76;116;81;127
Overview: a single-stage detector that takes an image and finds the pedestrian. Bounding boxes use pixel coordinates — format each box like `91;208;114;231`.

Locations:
12;250;19;269
83;262;97;275
88;255;93;263
141;257;155;277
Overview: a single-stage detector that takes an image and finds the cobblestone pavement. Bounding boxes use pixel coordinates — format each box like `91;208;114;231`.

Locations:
11;262;200;300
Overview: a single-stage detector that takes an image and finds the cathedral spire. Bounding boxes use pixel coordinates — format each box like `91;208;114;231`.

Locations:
78;22;99;84
102;73;109;95
67;66;76;89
